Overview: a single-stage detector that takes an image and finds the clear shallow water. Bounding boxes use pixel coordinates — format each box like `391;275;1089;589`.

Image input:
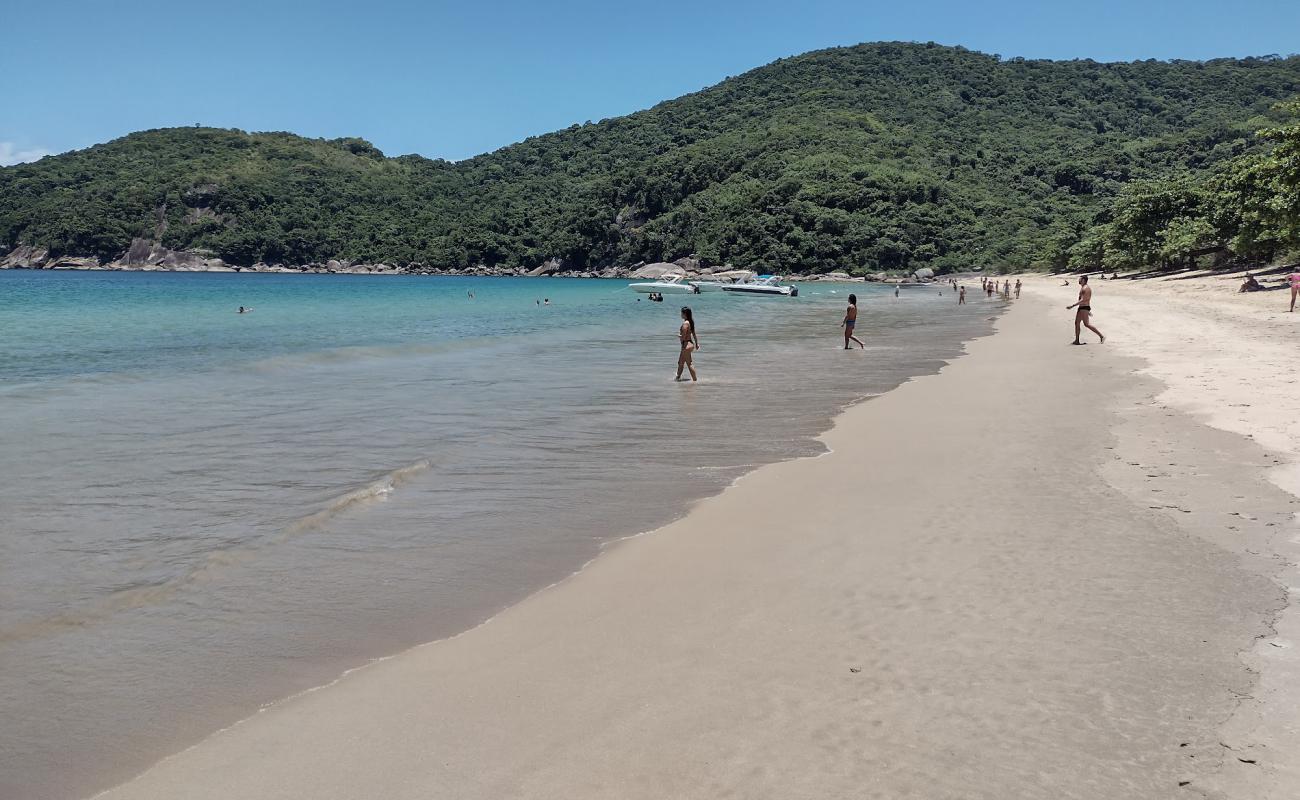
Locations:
0;270;998;799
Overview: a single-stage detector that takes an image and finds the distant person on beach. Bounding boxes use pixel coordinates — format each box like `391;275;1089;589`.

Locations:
1239;273;1263;293
958;286;966;304
842;294;865;350
1014;279;1022;299
1289;271;1300;311
894;286;900;298
1067;275;1104;345
676;307;699;382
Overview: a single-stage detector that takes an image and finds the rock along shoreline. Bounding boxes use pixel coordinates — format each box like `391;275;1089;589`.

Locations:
0;242;905;282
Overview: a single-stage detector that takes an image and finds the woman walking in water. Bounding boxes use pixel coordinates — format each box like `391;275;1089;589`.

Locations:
676;306;700;382
842;293;865;349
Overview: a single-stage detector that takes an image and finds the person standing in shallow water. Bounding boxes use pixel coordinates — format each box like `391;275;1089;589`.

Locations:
842;293;865;349
676;307;699;382
1067;275;1105;345
958;285;966;305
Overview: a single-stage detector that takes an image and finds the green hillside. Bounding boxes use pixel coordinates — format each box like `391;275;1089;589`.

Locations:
3;42;1299;273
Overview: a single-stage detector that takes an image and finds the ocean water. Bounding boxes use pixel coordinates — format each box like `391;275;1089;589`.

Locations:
0;270;999;799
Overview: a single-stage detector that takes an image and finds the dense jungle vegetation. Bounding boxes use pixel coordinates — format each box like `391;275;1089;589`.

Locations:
2;42;1298;274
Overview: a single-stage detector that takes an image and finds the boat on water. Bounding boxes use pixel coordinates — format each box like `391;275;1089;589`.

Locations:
688;280;728;292
720;275;799;297
628;275;700;294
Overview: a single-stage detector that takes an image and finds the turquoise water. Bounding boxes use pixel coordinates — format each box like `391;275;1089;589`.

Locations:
0;270;997;799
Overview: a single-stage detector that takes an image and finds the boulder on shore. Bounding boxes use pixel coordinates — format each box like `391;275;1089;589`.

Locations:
1;245;50;269
630;262;682;279
527;257;565;277
49;256;101;270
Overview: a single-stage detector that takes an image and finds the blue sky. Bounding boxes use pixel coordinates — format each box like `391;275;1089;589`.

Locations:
2;0;1297;165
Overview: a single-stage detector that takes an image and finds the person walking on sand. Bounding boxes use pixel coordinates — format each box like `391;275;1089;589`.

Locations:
1014;279;1022;299
1288;270;1300;312
676;306;699;382
842;294;865;349
958;285;966;304
1067;275;1104;345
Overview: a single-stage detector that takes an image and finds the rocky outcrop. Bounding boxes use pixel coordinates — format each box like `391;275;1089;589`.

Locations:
526;257;565;277
0;245;50;269
629;262;683;279
1;242;796;281
113;238;229;271
49;256;101;270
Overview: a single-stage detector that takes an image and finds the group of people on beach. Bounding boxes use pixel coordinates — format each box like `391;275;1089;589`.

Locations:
976;276;1020;300
672;264;1300;383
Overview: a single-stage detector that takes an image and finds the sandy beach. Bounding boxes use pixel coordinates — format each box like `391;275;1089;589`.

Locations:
94;279;1300;800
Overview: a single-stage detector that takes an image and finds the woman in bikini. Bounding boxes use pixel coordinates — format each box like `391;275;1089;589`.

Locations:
1288;270;1300;312
676;306;699;382
842;293;865;349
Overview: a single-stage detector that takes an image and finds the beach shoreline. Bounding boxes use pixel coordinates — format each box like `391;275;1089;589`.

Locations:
87;285;1300;800
3;272;993;800
1023;272;1300;797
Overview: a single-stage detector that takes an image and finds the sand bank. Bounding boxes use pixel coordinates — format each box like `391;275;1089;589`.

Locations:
1025;272;1300;798
96;289;1297;799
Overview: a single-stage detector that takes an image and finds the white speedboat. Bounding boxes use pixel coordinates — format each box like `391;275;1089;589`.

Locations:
720;275;799;297
688;280;728;292
628;275;699;294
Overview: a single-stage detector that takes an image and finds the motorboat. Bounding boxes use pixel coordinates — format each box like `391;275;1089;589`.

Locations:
720;274;799;297
628;274;699;294
688;280;728;292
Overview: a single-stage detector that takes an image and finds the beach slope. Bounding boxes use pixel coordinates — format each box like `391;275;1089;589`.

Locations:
97;292;1293;800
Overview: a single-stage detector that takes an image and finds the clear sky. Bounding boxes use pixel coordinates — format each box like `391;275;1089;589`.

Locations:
2;0;1297;165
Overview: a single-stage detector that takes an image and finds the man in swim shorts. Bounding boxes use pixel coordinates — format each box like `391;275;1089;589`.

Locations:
1067;275;1104;345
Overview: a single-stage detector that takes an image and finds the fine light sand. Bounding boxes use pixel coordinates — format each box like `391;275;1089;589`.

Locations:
96;287;1299;800
1024;271;1300;798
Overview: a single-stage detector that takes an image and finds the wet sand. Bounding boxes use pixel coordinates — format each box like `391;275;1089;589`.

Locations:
95;289;1297;800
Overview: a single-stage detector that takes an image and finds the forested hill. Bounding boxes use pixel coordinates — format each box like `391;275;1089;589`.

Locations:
3;42;1299;274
